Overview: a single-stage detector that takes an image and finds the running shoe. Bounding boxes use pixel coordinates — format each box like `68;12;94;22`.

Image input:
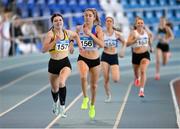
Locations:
89;105;95;119
52;101;59;116
60;105;67;118
134;78;140;87
155;73;160;80
138;91;144;97
104;94;111;103
81;97;89;110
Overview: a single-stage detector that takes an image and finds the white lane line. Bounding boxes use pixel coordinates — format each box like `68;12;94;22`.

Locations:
0;51;79;72
113;81;133;129
2;49;180;73
1;56;177;92
45;65;180;129
45;77;103;129
0;60;46;72
0;71;79;118
0;84;50;117
0;58;78;91
44;46;179;128
113;67;180;129
170;77;180;129
0;68;46;91
45;92;83;129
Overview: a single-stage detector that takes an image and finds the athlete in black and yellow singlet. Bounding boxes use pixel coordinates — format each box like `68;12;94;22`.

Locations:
42;13;83;117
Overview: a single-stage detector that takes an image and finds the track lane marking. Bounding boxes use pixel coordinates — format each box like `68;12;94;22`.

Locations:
0;60;46;72
113;68;180;129
170;77;180;128
0;84;50;117
113;81;133;129
0;68;46;91
0;71;78;117
45;76;103;129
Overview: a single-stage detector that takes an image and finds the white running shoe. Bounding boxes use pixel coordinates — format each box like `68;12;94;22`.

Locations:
105;94;111;103
52;101;59;116
60;105;67;118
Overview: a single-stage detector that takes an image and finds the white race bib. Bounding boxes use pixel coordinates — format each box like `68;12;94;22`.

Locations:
80;37;96;50
133;37;148;48
104;39;117;47
55;40;69;51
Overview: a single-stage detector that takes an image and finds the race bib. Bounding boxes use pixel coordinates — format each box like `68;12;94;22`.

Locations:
134;37;148;47
104;39;117;47
80;37;95;50
55;40;69;51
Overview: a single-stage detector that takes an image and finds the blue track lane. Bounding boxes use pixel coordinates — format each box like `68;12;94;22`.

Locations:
0;38;179;128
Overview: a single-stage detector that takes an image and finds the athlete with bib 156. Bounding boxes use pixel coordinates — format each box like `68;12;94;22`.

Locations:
76;8;104;119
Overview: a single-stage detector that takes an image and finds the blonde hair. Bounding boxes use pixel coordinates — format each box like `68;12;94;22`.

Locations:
134;16;144;29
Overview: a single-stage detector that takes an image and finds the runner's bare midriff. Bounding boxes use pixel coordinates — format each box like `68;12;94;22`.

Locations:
50;51;68;60
80;50;99;59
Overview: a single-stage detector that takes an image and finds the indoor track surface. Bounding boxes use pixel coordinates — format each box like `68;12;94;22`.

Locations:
0;38;180;129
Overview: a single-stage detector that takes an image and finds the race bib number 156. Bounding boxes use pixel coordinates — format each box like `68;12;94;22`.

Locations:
81;40;93;48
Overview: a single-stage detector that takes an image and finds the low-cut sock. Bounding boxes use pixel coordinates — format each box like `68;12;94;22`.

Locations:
140;87;144;92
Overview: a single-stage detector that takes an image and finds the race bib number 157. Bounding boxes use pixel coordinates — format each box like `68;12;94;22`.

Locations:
55;40;69;51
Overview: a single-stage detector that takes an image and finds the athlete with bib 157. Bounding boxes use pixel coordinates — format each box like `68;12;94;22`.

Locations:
42;13;83;117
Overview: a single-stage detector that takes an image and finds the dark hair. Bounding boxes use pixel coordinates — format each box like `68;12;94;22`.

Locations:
166;22;173;30
105;16;114;23
51;13;64;23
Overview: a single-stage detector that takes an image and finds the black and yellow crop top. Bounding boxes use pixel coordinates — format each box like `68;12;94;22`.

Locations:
49;29;70;53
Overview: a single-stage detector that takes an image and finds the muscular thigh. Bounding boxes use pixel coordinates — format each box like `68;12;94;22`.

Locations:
156;48;162;60
59;67;71;81
49;73;59;87
111;65;119;80
77;60;89;78
101;62;110;77
90;65;100;84
140;58;150;71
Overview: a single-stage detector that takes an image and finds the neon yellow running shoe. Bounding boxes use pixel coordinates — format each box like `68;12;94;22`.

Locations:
81;97;89;109
89;105;95;119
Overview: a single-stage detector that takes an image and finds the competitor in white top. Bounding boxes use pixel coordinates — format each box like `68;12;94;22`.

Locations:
132;30;149;48
127;17;153;97
101;17;126;102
